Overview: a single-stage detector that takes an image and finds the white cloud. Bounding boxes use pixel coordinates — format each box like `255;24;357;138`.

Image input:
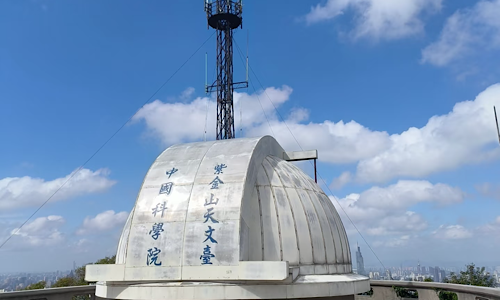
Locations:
180;87;195;100
134;96;213;145
477;216;500;235
248;119;391;164
10;215;65;247
355;83;500;183
372;235;411;248
330;171;352;190
287;108;310;123
133;86;391;163
432;225;473;239
422;0;500;66
355;215;500;263
132;86;293;145
0;214;123;271
305;0;442;40
331;180;464;237
0;168;116;210
76;210;128;235
475;182;500;200
134;83;500;184
354;180;464;209
365;212;428;236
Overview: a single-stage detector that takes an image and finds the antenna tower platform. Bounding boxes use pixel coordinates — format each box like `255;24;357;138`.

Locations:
205;0;248;140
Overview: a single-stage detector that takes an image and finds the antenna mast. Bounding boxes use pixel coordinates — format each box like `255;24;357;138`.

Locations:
205;0;248;140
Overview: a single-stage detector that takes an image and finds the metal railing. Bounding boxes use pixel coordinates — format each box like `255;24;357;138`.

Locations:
204;0;242;17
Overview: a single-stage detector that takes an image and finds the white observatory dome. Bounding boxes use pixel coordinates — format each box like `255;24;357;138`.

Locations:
87;136;367;300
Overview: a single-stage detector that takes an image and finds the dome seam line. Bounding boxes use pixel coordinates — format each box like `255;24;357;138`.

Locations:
262;158;284;262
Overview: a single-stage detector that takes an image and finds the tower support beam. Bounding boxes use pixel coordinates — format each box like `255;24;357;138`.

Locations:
205;0;247;140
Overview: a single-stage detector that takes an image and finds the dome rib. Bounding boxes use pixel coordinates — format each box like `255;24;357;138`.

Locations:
309;190;337;269
262;158;284;262
328;196;349;264
297;188;326;266
265;158;300;266
318;193;344;264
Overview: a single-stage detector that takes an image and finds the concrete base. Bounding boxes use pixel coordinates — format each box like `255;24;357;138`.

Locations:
95;274;369;300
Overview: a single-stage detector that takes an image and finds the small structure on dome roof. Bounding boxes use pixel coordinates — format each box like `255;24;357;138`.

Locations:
86;136;369;300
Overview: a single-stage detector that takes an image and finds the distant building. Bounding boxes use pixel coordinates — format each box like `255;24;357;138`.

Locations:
434;266;441;282
369;272;380;280
440;270;446;282
386;269;393;280
356;244;366;276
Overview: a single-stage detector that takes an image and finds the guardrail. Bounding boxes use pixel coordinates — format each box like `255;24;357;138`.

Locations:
0;285;97;300
356;280;500;300
1;279;500;300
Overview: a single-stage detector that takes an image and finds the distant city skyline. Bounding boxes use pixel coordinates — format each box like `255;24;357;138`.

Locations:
3;257;500;292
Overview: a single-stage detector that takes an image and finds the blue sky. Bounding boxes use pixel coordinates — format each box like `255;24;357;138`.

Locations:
1;0;500;273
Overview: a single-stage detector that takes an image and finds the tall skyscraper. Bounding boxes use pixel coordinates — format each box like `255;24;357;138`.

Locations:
356;243;365;276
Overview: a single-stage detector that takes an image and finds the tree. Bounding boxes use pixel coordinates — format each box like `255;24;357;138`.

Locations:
444;263;496;287
52;277;79;288
74;266;86;285
424;277;434;282
94;256;116;265
23;281;46;290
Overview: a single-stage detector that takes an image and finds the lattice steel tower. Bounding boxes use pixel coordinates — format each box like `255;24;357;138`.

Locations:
205;0;248;140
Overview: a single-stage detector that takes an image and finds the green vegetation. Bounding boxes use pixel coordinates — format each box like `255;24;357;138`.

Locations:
393;286;418;298
424;277;434;282
93;256;116;264
436;290;458;300
52;277;81;288
444;263;496;287
428;263;495;300
23;281;46;290
357;287;374;296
